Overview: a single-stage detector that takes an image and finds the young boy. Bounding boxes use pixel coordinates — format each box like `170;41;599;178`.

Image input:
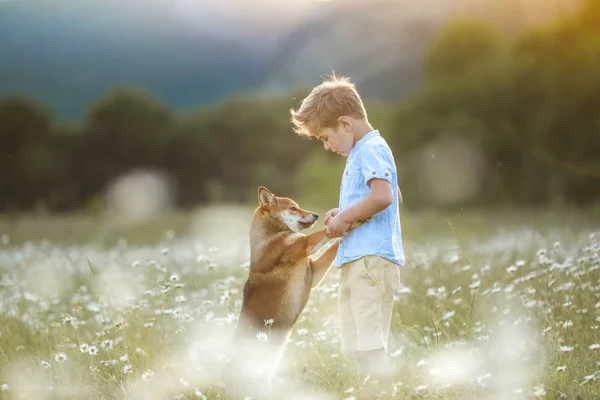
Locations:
290;74;404;399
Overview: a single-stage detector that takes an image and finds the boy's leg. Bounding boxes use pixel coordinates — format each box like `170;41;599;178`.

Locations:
338;262;358;366
347;256;400;399
354;349;393;398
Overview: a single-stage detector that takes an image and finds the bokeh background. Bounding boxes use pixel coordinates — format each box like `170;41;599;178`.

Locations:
1;0;599;232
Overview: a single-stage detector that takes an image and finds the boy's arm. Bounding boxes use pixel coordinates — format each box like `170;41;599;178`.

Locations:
337;178;393;224
326;143;397;238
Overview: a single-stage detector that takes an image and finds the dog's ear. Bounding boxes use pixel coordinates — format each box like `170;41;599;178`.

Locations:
258;186;277;208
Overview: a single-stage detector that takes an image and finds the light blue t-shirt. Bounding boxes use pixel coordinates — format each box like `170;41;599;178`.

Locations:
334;130;405;267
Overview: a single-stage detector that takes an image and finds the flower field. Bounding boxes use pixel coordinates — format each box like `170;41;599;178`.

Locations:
0;207;598;399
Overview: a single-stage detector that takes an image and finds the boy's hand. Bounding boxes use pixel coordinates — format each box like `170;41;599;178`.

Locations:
326;213;351;238
323;208;340;226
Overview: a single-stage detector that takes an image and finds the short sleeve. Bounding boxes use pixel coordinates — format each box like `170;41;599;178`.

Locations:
359;144;394;185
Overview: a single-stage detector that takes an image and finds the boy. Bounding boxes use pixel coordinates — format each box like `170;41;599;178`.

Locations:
290;74;404;399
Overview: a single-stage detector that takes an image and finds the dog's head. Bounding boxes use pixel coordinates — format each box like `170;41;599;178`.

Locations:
256;186;319;233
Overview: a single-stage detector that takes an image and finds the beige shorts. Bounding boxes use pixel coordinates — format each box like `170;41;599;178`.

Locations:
338;255;401;354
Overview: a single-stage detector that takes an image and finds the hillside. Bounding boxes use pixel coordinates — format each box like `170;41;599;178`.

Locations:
0;0;576;118
257;0;576;102
0;0;306;117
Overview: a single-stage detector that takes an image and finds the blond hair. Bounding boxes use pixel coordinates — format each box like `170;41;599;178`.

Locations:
290;73;367;138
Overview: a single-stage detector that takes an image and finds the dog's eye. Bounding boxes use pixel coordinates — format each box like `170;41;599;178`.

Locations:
290;207;298;212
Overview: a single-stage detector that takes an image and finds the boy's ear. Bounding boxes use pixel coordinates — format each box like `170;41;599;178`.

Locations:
258;186;277;208
338;115;352;131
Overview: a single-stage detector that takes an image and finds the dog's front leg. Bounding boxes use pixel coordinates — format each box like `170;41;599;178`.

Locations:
305;228;333;255
308;239;339;288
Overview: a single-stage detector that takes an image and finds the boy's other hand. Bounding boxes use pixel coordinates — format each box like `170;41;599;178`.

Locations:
324;208;340;226
326;213;351;238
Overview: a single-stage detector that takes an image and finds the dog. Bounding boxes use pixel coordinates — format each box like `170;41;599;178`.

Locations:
226;186;364;397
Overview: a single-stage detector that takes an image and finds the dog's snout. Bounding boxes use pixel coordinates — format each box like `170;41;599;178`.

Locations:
312;213;319;220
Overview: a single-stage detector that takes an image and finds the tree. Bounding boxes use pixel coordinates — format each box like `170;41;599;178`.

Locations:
72;86;174;202
0;95;53;210
423;19;505;82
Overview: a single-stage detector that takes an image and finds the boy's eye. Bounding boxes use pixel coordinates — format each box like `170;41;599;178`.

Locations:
290;207;298;212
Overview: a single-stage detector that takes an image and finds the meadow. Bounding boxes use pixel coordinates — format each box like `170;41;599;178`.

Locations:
0;205;598;399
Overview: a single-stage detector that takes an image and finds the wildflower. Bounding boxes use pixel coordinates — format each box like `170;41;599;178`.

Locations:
583;374;596;383
442;311;455;320
54;352;67;362
256;332;268;342
264;318;274;326
588;344;600;350
390;348;403;358
141;370;155;382
414;384;429;393
194;389;208;399
556;365;566;372
533;385;546;397
469;280;481;289
101;339;114;350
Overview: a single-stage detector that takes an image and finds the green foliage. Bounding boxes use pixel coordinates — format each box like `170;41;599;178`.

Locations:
0;96;54;210
296;150;345;209
387;0;600;208
423;19;505;82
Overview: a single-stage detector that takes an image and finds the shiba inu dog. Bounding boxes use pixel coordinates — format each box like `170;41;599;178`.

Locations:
235;186;337;342
229;186;365;383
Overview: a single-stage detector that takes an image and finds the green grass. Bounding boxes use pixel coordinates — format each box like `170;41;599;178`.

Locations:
0;206;598;399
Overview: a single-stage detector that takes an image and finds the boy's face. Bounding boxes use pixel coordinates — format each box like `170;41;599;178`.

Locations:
315;118;355;157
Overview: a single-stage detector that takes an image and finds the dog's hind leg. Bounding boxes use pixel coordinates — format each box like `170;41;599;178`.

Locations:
308;239;339;288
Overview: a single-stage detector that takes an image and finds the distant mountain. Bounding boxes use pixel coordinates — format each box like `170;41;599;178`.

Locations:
0;0;575;119
255;0;576;102
256;0;455;103
0;0;313;117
